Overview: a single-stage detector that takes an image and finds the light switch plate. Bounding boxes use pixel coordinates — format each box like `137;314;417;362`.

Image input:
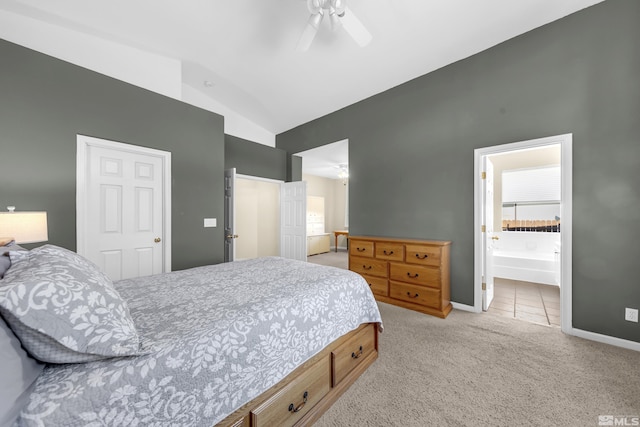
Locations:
204;218;217;228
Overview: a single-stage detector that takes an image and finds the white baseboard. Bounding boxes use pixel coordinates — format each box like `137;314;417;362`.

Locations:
330;246;348;251
570;327;640;352
451;302;479;313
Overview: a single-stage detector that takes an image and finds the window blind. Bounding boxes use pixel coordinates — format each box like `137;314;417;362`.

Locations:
502;166;561;203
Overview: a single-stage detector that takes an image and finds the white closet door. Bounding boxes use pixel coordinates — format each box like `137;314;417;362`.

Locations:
78;136;170;280
280;181;307;261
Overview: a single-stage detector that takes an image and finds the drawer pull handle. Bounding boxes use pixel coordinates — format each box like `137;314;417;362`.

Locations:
352;345;364;359
363;265;372;270
406;292;420;298
383;250;394;255
415;253;428;259
357;247;366;252
407;272;419;278
288;391;308;413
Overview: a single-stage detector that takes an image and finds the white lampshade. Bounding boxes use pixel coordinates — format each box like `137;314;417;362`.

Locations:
0;211;48;244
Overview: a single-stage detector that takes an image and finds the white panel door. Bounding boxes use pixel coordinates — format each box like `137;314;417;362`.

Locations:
482;157;495;311
280;181;307;261
81;140;167;280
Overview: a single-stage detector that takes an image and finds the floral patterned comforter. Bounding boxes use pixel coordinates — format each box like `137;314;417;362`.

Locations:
17;257;382;427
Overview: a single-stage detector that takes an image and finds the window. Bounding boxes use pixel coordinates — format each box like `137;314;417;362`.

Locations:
501;166;560;232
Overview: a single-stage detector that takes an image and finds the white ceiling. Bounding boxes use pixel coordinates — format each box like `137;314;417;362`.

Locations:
0;0;604;137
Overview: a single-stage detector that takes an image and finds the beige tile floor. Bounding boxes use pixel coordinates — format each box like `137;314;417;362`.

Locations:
488;277;561;326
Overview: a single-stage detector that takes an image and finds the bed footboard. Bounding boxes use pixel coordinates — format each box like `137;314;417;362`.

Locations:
217;322;379;427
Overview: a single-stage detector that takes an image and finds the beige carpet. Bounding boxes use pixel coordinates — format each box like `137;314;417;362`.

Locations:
316;302;640;427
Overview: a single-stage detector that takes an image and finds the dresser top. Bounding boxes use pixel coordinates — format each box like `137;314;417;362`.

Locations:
348;236;451;246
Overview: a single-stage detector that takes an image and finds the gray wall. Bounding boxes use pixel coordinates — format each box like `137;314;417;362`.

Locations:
0;39;226;270
224;134;288;181
277;0;640;343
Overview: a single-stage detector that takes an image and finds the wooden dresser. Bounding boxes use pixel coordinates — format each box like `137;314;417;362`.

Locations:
348;236;452;318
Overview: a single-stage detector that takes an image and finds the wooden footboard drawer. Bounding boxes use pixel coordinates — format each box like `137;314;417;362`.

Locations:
331;324;377;387
251;356;330;427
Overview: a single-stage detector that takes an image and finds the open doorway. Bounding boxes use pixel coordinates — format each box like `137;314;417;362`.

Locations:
235;175;281;260
295;139;350;262
474;134;572;333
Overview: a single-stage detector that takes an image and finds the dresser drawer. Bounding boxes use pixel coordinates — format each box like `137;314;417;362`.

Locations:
375;242;404;261
389;262;440;288
332;324;376;387
390;281;441;309
251;356;330;427
405;244;442;267
362;275;388;297
350;256;388;278
349;240;374;258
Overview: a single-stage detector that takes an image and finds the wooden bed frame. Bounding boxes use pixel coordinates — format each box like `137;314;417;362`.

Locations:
216;322;379;427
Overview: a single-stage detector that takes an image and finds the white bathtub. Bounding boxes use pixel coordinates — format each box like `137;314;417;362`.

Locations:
492;232;560;286
493;250;559;286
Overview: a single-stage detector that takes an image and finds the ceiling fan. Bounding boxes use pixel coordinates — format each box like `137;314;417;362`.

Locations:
296;0;372;52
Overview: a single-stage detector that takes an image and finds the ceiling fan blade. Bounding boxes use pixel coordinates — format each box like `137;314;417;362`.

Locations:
340;6;372;47
296;11;324;52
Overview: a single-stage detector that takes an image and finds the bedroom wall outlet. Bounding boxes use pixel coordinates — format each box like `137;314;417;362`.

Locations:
625;308;638;323
204;218;217;228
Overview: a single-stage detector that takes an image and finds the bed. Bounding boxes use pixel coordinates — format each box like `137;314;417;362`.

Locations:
0;244;382;427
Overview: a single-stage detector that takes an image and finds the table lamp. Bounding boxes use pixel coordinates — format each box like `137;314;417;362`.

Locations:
0;206;48;244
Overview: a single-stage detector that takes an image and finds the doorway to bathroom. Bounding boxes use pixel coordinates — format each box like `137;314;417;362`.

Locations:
474;134;572;333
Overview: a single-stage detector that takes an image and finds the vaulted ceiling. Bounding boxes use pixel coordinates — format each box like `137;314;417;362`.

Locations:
0;0;604;136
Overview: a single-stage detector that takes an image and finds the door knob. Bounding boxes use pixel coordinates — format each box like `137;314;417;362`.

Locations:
491;236;500;240
226;234;239;239
154;237;162;243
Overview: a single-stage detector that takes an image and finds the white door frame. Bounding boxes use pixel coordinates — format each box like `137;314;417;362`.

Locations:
76;135;172;273
473;133;572;334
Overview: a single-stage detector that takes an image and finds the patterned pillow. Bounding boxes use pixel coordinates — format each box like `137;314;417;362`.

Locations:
0;241;27;279
0;245;141;363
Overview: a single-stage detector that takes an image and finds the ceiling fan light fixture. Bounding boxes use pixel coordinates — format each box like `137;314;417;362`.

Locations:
328;7;342;30
332;0;347;15
310;9;324;28
307;0;323;15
